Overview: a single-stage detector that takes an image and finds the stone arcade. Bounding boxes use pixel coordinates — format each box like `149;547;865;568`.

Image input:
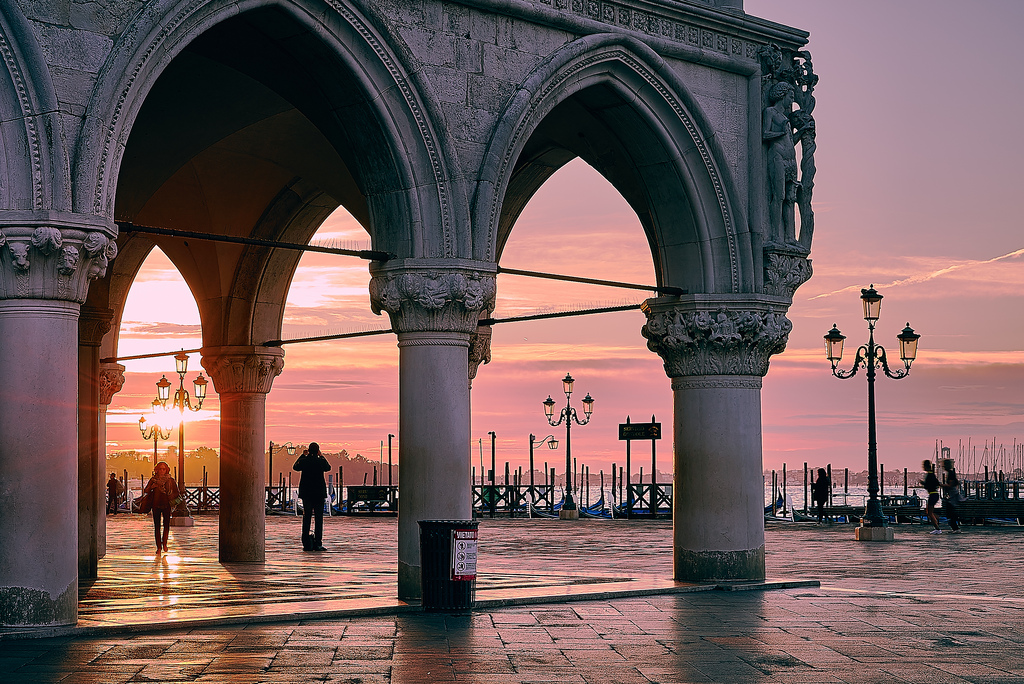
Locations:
0;0;816;626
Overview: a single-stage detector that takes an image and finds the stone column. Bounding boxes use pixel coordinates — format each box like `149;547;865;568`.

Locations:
0;220;118;627
202;346;284;562
641;297;791;582
98;362;126;557
78;307;113;578
370;260;497;600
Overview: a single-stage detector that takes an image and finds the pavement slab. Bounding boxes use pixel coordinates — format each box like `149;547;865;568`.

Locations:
2;517;1024;682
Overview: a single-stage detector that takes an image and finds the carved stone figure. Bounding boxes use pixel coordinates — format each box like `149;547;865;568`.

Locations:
763;81;799;246
31;227;62;255
9;243;29;272
790;108;816;249
57;246;80;275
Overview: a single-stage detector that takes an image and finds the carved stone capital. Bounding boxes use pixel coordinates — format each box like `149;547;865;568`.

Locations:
79;307;114;347
99;363;126;406
0;223;118;302
201;346;285;395
763;247;812;299
369;260;497;335
468;319;493;386
641;297;792;378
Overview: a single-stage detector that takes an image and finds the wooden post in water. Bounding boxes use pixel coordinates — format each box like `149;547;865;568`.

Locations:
880;463;884;497
803;463;809;514
782;463;787;514
903;468;908;496
550;468;556;512
625;417;632;519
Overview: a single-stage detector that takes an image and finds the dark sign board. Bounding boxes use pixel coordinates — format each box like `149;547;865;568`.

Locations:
347;486;389;501
618;422;661;440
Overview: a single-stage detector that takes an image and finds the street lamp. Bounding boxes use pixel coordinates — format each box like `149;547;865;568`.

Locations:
139;397;171;462
528;434;558;506
825;285;920;541
542;373;594;520
156;350;209;521
268;441;297;486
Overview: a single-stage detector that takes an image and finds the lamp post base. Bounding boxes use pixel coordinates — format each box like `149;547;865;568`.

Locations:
559;509;580;520
170;516;194;527
855;525;893;542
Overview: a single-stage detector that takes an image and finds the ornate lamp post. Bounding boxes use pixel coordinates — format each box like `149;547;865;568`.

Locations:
156;351;208;523
139;397;171;462
542;373;594;520
825;285;920;541
268;441;297;486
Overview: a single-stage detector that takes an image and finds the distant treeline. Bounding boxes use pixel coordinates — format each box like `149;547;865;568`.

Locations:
108;447;398;487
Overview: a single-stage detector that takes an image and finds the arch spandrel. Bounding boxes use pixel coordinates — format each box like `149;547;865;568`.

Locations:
73;0;470;261
473;33;752;295
0;0;71;212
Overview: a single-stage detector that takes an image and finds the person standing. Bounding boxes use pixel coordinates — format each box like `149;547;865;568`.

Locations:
143;461;181;553
106;472;122;514
810;468;831;524
293;443;331;551
921;460;942;534
942;458;963;533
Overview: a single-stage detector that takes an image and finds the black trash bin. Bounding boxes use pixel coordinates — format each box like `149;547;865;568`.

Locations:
418;519;478;612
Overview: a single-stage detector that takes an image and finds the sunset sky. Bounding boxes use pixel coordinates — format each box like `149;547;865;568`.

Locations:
106;0;1024;482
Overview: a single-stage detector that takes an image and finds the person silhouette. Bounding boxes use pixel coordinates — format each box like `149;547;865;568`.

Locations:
921;460;942;534
293;443;331;551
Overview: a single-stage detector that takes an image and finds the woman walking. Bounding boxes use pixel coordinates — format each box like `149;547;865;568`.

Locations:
293;443;331;551
921;460;942;534
143;461;181;553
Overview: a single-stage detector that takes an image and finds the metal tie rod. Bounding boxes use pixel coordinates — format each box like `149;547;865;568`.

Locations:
116;221;395;262
102;304;644;362
497;266;685;296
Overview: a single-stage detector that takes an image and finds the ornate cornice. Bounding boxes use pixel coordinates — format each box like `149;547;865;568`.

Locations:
369;261;497;335
201;346;285;395
99;363;126;406
641;298;791;378
763;247;812;300
451;0;808;57
0;225;117;302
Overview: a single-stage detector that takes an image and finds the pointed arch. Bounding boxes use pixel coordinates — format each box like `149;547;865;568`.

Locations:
473;33;752;294
72;0;469;258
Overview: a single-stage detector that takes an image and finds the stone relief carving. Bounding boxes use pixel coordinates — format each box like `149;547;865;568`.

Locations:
535;0;764;58
641;305;792;378
9;242;29;272
370;269;497;334
78;308;113;346
763;249;813;299
58;246;80;276
759;44;817;251
202;349;285;395
468;318;493;386
99;364;126;406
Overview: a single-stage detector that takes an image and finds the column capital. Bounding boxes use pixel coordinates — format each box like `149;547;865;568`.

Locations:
641;296;791;378
763;246;812;300
201;346;285;395
79;306;114;347
369;259;497;335
99;363;126;406
0;218;118;302
468;319;493;387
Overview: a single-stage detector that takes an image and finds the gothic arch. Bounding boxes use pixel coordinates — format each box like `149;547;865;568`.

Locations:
473;34;752;295
72;0;468;259
0;0;70;211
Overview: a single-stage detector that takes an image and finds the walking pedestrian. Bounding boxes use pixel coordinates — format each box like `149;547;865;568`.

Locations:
106;472;123;514
293;443;331;551
921;459;942;534
143;461;182;553
942;458;963;533
811;467;830;524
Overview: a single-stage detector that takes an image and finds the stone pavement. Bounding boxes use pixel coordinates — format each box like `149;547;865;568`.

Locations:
3;516;1024;682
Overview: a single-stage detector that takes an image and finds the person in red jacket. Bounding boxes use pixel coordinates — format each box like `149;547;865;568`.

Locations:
143;461;181;553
